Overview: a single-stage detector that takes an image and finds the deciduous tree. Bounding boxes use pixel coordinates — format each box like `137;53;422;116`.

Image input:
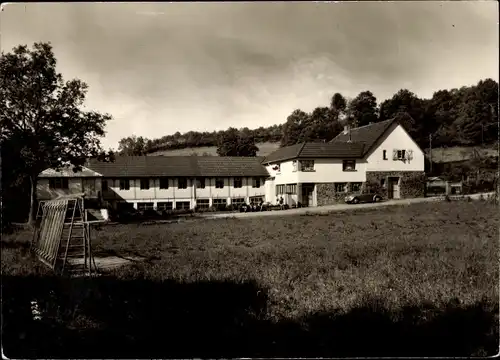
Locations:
0;42;114;224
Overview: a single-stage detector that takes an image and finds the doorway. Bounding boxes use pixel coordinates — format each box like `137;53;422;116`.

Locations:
387;177;400;199
301;184;315;207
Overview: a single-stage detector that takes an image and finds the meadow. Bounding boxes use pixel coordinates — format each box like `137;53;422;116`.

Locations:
2;200;498;357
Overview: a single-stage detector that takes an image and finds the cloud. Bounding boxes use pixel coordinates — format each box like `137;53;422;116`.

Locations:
1;2;498;149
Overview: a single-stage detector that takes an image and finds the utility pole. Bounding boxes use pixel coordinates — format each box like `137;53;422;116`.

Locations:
429;133;433;174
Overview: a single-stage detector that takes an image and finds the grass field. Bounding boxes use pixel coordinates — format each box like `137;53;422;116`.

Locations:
2;201;498;357
149;141;280;156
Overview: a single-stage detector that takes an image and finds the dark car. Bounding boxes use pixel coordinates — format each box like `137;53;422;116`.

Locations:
345;192;383;204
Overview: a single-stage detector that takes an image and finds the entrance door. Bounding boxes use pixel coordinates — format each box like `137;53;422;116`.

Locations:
388;177;400;199
301;184;315;207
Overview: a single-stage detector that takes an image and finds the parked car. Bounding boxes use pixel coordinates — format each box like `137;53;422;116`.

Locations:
345;192;383;204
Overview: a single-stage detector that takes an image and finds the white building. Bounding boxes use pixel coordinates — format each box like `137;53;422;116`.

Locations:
38;156;268;210
38;119;426;209
261;118;426;206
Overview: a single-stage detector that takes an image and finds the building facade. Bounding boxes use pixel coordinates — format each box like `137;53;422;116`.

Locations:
38;156;267;210
261;119;426;206
38;119;426;209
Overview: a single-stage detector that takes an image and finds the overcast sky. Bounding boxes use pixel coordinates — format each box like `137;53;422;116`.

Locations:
1;2;498;149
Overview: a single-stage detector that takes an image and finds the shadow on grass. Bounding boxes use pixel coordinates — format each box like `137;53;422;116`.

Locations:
2;275;498;358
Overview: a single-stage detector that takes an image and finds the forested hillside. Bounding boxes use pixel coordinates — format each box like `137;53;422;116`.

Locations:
117;78;498;157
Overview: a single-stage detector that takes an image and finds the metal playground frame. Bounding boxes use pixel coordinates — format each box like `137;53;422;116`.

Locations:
31;194;105;277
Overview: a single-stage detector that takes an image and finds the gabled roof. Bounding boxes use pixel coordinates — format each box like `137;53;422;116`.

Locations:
39;166;103;178
262;142;365;164
330;118;397;156
81;156;268;178
86;156;199;177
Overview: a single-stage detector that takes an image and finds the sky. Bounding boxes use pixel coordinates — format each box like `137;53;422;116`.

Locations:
1;2;498;150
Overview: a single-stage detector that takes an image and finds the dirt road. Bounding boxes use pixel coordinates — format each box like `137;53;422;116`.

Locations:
202;192;495;220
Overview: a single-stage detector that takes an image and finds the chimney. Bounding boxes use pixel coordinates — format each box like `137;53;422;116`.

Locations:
344;125;352;142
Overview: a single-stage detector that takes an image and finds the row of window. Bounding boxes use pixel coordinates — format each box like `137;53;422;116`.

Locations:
106;177;263;191
274;160;357;173
133;196;265;211
276;184;298;195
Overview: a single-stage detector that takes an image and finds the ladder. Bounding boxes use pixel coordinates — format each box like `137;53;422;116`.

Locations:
57;198;98;277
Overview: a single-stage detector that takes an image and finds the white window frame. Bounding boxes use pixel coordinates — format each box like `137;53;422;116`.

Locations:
342;160;356;172
300;160;315;172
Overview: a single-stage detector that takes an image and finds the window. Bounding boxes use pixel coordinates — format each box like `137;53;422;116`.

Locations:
233;177;243;188
335;183;347;192
137;202;154;211
176;201;191;210
196;178;205;189
159;177;169;189
300;160;315;172
276;184;285;194
350;182;362;192
272;164;281;173
215;178;224;189
286;184;297;194
292;160;298;172
231;198;245;206
49;178;69;189
212;198;227;206
250;196;264;203
381;178;386;188
196;199;210;209
140;179;150;190
102;180;109;191
393;149;406;160
383;150;388;160
119;179;130;190
178;178;187;189
157;202;173;211
252;177;261;188
342;160;356;171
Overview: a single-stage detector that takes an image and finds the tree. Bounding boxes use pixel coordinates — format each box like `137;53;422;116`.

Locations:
0;42;113;224
280;109;310;147
379;89;426;144
216;127;259;156
346;91;378;127
118;135;149;156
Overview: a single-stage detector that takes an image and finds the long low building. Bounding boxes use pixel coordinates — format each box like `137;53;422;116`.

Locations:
38;156;269;210
37;119;426;210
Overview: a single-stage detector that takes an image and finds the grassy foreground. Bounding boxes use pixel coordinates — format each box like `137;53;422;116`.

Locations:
2;201;499;357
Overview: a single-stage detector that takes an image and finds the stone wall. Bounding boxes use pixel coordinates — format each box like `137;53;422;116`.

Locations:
316;182;361;206
366;171;426;199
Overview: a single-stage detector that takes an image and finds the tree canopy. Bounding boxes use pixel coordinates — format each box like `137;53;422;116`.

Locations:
119;78;497;155
216;127;259;157
0;42;114;223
